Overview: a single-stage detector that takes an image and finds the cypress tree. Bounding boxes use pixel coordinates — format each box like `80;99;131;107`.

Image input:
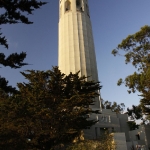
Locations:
0;67;101;149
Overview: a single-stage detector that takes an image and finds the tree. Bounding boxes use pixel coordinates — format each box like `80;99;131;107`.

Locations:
0;0;47;68
112;25;150;119
126;105;142;130
102;100;125;114
0;0;46;93
127;121;139;131
0;67;101;150
127;105;143;121
0;76;18;94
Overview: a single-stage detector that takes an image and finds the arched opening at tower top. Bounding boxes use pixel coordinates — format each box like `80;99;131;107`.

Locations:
76;0;83;11
65;0;71;12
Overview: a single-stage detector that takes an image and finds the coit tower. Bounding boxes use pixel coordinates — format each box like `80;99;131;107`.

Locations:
58;0;100;109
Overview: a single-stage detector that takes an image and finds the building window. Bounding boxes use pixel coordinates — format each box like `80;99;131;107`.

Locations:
76;0;83;11
95;127;98;138
112;127;115;133
65;0;71;12
136;134;140;140
100;128;108;135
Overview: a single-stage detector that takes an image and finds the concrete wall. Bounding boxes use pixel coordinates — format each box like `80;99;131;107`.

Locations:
129;126;145;142
84;109;122;139
117;114;130;141
113;133;128;150
129;125;149;150
144;125;150;149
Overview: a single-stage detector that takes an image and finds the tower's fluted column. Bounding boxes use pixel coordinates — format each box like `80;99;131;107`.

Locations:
58;0;100;109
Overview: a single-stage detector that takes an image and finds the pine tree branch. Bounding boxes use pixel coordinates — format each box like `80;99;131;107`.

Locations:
0;52;28;68
0;76;18;94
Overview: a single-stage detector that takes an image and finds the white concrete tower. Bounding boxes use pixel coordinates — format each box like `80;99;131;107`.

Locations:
58;0;100;108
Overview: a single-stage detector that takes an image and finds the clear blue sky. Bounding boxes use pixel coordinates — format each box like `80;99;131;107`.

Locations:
1;0;150;110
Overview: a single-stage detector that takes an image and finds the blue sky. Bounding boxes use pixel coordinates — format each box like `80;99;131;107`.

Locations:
1;0;150;110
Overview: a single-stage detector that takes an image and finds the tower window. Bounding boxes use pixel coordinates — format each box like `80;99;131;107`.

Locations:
65;0;71;12
86;4;89;16
76;0;81;6
76;0;83;11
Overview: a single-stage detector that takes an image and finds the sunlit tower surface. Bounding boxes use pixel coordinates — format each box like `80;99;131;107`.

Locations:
58;0;100;108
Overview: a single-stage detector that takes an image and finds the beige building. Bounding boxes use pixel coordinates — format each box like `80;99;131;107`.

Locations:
58;0;100;108
58;0;98;82
58;1;150;150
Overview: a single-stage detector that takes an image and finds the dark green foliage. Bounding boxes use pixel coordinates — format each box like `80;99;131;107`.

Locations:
102;100;125;114
112;25;150;119
0;52;28;68
0;31;8;49
127;121;139;131
0;76;17;94
0;0;47;68
126;105;143;130
0;0;46;93
140;96;150;120
112;25;150;69
0;67;101;149
0;0;47;48
127;105;143;121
